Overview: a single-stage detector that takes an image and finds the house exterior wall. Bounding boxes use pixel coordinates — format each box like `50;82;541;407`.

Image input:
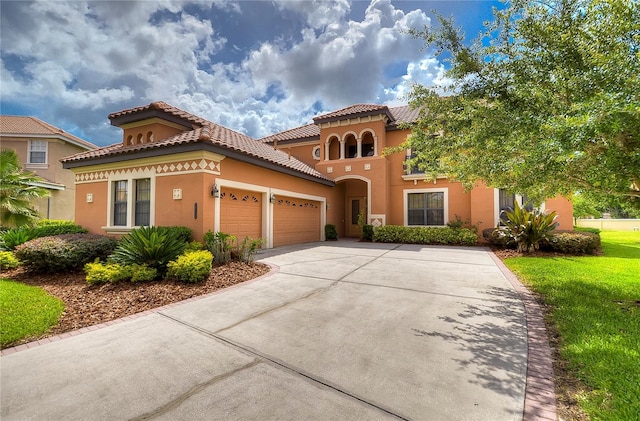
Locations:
121;120;189;146
1;136;88;220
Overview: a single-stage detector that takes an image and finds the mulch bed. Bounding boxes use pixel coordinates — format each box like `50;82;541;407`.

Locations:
1;262;271;349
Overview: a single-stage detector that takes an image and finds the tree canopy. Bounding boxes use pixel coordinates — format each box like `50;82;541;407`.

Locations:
0;149;50;228
395;0;639;208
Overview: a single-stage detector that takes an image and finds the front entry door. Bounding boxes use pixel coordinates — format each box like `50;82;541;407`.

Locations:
348;197;366;237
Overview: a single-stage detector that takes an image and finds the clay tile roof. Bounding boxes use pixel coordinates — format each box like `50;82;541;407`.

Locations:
108;101;209;127
0;115;97;149
388;105;421;126
259;123;320;144
312;104;391;124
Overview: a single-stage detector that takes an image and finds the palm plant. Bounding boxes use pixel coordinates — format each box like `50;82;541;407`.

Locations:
499;201;558;253
109;226;186;274
0;149;50;228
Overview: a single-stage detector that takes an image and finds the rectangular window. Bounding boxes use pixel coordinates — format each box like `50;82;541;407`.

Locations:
113;180;128;226
135;178;151;226
29;140;47;164
408;192;444;226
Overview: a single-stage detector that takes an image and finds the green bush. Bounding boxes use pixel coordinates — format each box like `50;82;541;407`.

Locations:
0;227;33;251
84;261;158;285
0;251;20;270
499;201;558;252
482;227;516;248
167;250;213;283
362;224;374;242
15;234;118;273
541;231;601;255
0;220;87;251
204;231;235;265
185;241;204;252
164;226;193;243
325;224;338;241
234;236;263;263
373;225;478;245
84;261;132;285
109;226;186;274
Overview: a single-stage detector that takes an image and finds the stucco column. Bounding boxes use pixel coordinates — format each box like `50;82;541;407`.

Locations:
339;140;346;160
356;137;362;158
373;135;379;156
324;142;330;161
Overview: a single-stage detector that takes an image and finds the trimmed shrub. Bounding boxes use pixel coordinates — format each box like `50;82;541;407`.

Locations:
30;220;87;238
84;261;132;285
164;226;193;243
167;250;213;283
325;224;338;241
373;225;478;245
541;231;601;255
0;251;20;270
362;224;374;242
109;226;185;274
482;227;516;248
129;264;158;283
204;231;235;265
185;241;204;253
15;234;118;273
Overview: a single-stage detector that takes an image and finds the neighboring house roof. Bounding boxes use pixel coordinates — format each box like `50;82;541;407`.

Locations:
260;104;420;144
62;103;334;185
0;115;97;150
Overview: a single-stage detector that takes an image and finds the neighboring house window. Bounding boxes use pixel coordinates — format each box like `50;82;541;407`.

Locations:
113;181;128;226
111;176;153;227
407;191;446;226
29;140;47;164
135;178;151;226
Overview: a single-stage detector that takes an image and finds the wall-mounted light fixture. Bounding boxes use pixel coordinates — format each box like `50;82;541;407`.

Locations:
270;193;276;204
211;184;219;198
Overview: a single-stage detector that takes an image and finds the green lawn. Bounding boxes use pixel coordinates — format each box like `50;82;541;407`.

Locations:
0;279;65;348
504;231;640;420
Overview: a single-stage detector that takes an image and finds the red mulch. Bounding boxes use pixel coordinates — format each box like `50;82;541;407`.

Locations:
1;262;271;349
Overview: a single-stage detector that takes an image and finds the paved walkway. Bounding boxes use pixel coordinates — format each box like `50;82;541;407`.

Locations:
1;241;555;420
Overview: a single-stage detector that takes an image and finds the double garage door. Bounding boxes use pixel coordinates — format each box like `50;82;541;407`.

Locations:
219;188;321;247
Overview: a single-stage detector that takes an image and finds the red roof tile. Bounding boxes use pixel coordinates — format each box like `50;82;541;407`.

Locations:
259;123;320;143
313;104;390;123
0;116;97;149
108;101;208;127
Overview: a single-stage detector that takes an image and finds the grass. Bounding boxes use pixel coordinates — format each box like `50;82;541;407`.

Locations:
0;279;65;348
504;231;640;420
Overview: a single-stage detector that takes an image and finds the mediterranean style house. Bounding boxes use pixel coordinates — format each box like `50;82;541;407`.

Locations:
61;101;573;247
1;115;97;221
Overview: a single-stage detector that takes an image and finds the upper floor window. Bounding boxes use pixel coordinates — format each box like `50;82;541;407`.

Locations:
29;140;47;164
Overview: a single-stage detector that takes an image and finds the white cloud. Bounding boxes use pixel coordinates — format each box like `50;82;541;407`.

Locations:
1;0;448;144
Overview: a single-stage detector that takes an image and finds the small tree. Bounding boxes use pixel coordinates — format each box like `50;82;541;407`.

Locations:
0;149;50;228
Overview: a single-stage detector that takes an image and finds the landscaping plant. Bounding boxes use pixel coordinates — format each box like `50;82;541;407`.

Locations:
373;225;478;245
109;226;185;274
498;201;558;253
166;250;213;283
324;224;338;241
0;251;19;270
204;231;235;265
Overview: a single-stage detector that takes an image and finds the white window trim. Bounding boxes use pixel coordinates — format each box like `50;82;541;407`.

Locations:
104;168;156;232
403;187;449;227
26;139;48;168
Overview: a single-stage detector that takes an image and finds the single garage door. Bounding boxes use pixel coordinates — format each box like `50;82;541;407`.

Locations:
273;196;321;247
219;188;262;240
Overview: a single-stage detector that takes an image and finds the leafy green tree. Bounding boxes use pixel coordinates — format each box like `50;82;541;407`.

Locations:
394;0;639;209
0;149;50;228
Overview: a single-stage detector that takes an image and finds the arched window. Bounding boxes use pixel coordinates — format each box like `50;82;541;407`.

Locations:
126;135;133;146
146;131;154;142
327;136;340;160
361;131;375;156
345;134;357;158
136;133;143;144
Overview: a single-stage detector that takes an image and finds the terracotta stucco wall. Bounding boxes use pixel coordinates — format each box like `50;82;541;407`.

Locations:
122;121;188;146
278;143;319;168
545;195;574;230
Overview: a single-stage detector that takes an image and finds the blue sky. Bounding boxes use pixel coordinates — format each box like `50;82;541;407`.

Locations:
0;0;502;147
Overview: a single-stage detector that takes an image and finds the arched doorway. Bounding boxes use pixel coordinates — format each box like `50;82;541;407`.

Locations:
335;177;369;238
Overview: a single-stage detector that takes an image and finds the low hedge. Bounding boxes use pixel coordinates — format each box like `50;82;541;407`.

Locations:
15;234;118;273
0;220;87;251
373;225;478;246
167;250;213;283
541;230;601;255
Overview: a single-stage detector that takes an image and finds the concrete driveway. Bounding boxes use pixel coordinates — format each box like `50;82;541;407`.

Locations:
1;241;529;420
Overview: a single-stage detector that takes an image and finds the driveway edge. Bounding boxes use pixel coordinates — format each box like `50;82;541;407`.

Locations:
489;251;557;421
0;263;280;357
